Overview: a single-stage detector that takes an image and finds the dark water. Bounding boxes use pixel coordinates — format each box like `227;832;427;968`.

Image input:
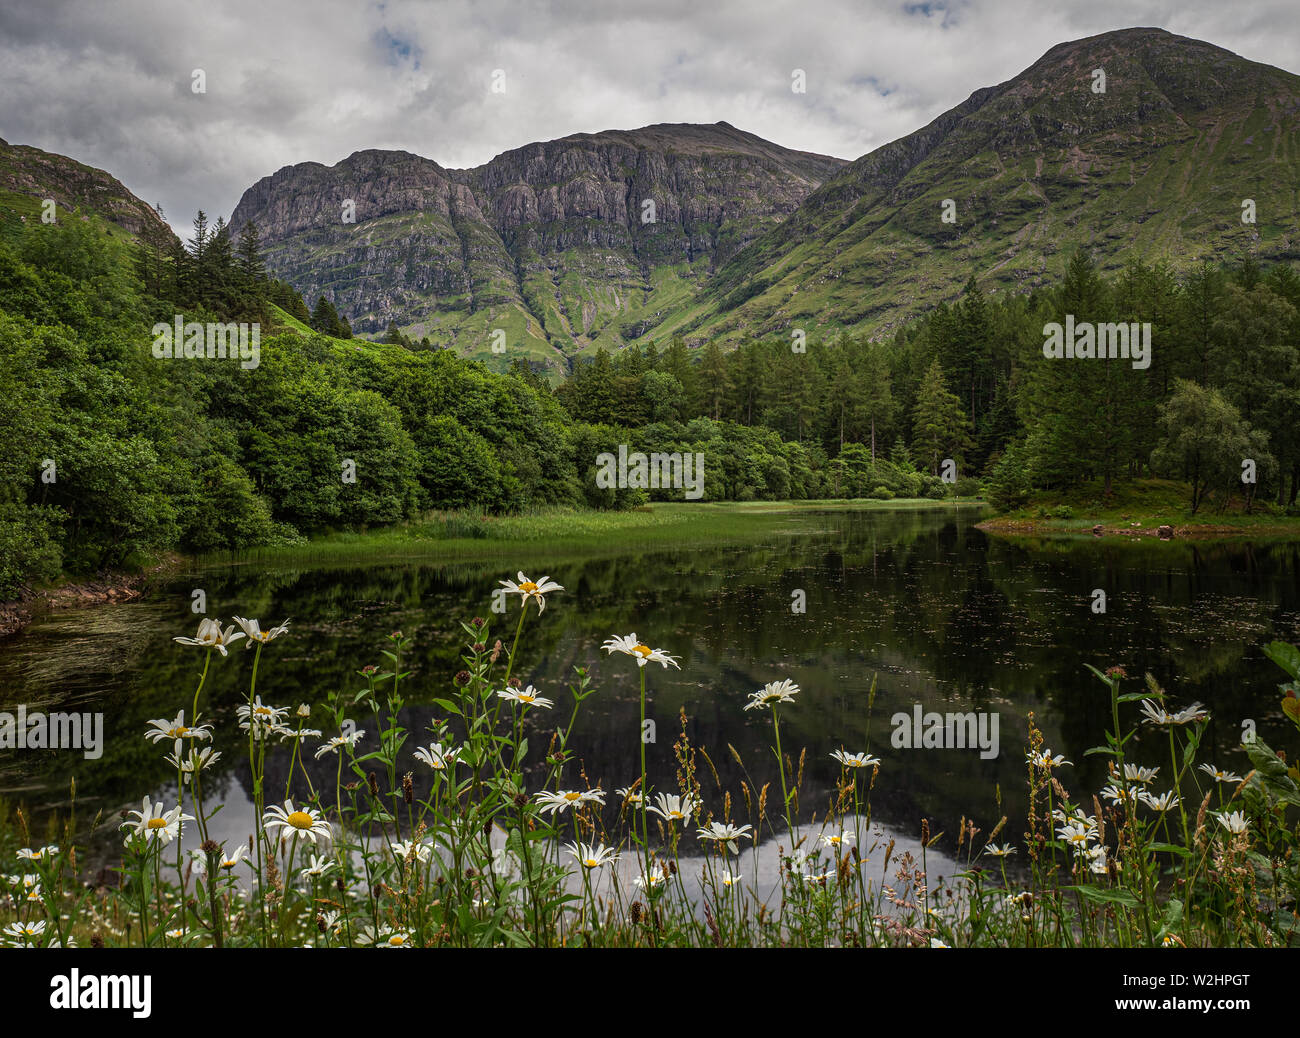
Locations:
2;505;1298;861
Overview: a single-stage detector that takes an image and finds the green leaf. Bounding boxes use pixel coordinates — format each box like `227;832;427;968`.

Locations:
1263;641;1300;681
1083;745;1116;757
1065;884;1140;907
1147;843;1192;859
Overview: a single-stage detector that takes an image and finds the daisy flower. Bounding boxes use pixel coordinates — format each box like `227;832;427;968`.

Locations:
984;843;1016;858
263;800;332;846
231;616;291;646
315;729;365;760
1140;790;1180;812
696;821;754;855
1055;821;1094;852
3;920;46;946
930;937;950;948
15;846;56;864
633;868;669;891
647;793;700;825
276;726;323;744
1087;845;1117;875
615;785;646;806
144;710;213;758
1123;764;1159;784
602;633;680;669
174;617;245;656
164;746;222;774
820;829;855;849
217;845;247;871
564;841;620;870
498;573;564;613
391;841;433;865
1214;811;1248;835
743;679;801;712
300;855;337;879
414;742;458;771
533;789;606;816
1027;748;1071;769
1198;764;1243;784
1099;784;1140;807
122;797;194;845
721;872;741;889
496;685;554;709
830;749;880;769
238;697;289;740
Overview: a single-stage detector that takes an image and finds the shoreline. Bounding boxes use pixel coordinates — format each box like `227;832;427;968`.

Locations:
977;516;1300;540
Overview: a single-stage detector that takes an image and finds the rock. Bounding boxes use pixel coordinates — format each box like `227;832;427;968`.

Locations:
1092;524;1104;536
1157;525;1174;540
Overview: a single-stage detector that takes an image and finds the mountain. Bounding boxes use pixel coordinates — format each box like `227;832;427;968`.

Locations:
229;124;846;369
0;136;171;240
681;27;1300;345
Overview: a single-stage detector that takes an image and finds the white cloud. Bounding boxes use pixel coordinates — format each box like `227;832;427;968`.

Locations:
1;0;1297;238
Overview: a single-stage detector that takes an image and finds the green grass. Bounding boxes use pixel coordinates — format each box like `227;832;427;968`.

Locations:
208;499;982;570
982;478;1300;539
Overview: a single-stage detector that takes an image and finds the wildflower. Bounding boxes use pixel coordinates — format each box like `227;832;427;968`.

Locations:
930;937;949;948
122;797;194;846
696;821;754;855
633;867;669;891
1123;764;1159;784
174;617;245;656
830;749;880;769
3;920;46;946
391;841;433;865
238;697;289;739
15;846;56;864
1140;699;1208;726
1099;784;1140;807
564;841;620;870
1055;821;1094;852
277;726;323;744
1139;790;1180;812
166;928;185;939
499;573;564;612
217;845;247;871
377;931;413;948
496;685;554;709
1087;845;1118;875
647;793;699;825
263;800;332;846
820;829;855;849
721;872;741;889
1027;748;1071;769
231;616;291;646
533;789;606;816
164;746;222;773
1214;811;1248;835
602;633;680;669
743;679;801;712
301;855;337;879
1198;764;1243;784
414;742;458;771
144;710;213;758
615;785;645;806
984;843;1016;858
315;729;365;760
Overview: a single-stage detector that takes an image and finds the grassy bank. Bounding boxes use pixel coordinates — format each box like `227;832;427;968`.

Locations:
980;479;1300;541
202;498;986;570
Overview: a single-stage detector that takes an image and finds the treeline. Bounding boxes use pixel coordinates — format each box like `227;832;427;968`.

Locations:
556;253;1300;513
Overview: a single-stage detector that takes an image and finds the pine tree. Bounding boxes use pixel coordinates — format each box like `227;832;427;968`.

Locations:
911;358;973;476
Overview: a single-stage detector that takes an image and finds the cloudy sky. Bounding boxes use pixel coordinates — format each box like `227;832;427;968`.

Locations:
2;0;1297;236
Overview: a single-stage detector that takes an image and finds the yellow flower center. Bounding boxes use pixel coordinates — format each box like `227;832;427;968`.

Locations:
254;706;272;716
633;644;652;656
519;694;534;703
584;859;599;868
670;810;683;818
564;792;582;802
519;581;538;593
147;818;168;829
388;934;406;946
287;811;314;830
170;727;189;737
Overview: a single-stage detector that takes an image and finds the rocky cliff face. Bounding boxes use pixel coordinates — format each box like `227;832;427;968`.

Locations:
230;123;845;369
0;137;173;239
689;27;1300;344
